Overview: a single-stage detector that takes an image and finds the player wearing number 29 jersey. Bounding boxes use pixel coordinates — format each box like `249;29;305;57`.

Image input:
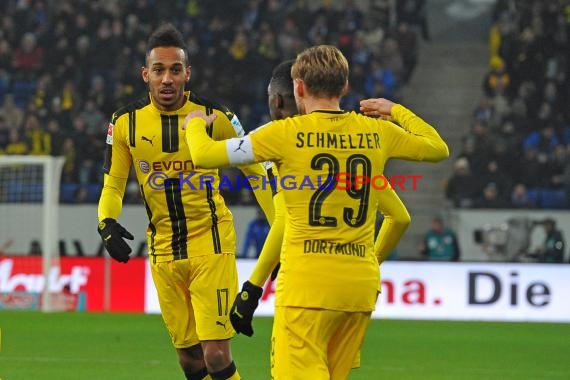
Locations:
185;102;448;313
183;45;449;379
189;104;447;310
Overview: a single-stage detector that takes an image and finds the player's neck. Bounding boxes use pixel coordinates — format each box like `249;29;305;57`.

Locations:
303;96;341;114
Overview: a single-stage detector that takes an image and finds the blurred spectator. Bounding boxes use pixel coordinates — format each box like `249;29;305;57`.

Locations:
0;94;24;128
523;124;560;156
364;61;396;99
378;36;404;85
239;208;270;259
391;22;418;84
74;186;89;203
445;157;478;208
24;114;50;155
478;159;512;198
46;119;64;155
510;183;534;208
473;182;509;209
482;56;510;98
517;148;549;189
12;32;43;77
60;137;77;183
396;0;429;41
4;128;27;154
78;99;105;135
534;219;565;263
456;136;487;178
419;216;460;261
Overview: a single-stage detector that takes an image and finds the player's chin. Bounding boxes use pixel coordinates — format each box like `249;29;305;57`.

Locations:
157;94;181;108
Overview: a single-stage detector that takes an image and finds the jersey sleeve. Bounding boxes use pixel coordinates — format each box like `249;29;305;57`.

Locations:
208;108;276;223
248;190;285;287
98;174;127;221
374;187;411;264
381;104;449;162
248;120;285;164
185;118;283;168
102;115;132;178
99;114;131;221
210;107;246;141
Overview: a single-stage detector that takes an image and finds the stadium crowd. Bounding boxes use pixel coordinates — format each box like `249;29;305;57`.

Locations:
0;0;425;204
446;0;570;210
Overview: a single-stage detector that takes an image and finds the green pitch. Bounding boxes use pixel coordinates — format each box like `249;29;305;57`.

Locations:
1;312;569;379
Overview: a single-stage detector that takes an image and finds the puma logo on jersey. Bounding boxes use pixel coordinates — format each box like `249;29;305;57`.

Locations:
216;320;228;329
234;139;246;153
141;135;155;146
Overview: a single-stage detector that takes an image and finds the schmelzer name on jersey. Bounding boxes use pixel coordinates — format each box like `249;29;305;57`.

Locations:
295;132;380;150
304;239;366;257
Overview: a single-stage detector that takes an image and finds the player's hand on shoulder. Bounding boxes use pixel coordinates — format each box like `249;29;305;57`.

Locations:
360;98;395;120
97;218;134;263
182;110;217;129
230;281;263;337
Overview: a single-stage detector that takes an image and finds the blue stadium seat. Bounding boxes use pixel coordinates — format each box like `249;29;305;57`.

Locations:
12;79;36;108
525;188;541;206
86;183;102;203
539;189;567;209
60;183;79;203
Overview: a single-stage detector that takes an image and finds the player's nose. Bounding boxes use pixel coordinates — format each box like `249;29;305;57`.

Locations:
161;72;173;84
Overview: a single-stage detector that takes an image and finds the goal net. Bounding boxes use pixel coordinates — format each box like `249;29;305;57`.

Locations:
0;155;65;311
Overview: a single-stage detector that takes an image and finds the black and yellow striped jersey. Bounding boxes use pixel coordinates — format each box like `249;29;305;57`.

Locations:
102;91;268;262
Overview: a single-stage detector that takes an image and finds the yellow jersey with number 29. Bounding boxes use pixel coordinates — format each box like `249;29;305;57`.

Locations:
246;106;447;312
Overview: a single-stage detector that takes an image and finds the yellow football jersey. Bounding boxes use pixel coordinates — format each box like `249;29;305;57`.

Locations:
247;108;446;311
102;91;265;262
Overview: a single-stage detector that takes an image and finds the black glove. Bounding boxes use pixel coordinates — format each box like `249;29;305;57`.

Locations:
230;281;263;337
270;263;281;281
97;218;134;263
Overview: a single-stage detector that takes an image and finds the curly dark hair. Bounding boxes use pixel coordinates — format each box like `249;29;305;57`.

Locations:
145;22;188;64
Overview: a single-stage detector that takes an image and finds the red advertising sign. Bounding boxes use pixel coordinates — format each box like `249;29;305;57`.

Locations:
0;257;146;312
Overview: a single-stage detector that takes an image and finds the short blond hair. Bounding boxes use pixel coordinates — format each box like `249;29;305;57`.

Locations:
291;45;349;98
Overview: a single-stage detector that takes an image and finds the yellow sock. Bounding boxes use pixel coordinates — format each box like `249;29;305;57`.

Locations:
225;371;240;380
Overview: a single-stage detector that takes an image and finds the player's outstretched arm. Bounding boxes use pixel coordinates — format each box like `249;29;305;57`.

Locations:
230;191;285;336
239;162;275;224
97;174;134;263
248;190;285;286
374;187;411;264
360;98;449;162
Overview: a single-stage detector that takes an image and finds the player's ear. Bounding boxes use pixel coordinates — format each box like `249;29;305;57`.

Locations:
141;66;149;83
294;78;304;98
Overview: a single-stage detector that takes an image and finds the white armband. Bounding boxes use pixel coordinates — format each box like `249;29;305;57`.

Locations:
226;136;255;165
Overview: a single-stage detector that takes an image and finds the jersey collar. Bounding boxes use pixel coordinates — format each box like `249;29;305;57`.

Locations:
311;110;348;115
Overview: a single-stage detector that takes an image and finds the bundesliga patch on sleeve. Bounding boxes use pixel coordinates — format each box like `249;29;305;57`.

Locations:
106;123;114;145
231;115;245;137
